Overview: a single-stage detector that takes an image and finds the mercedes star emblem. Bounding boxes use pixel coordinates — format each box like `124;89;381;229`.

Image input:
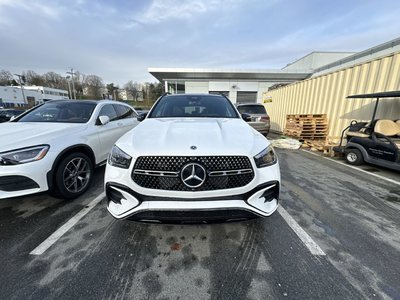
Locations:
181;163;206;188
190;146;197;150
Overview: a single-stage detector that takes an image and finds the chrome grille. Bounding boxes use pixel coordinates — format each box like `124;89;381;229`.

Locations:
132;156;254;191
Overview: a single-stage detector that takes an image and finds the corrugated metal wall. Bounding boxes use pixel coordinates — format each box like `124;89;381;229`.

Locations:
265;51;400;141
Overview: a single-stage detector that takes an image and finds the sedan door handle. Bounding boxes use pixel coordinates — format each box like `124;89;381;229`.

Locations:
117;122;123;126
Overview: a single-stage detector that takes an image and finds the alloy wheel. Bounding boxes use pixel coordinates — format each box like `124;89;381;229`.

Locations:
63;157;91;193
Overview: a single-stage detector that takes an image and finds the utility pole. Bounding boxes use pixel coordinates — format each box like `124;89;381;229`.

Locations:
66;76;72;99
66;68;77;100
14;74;27;105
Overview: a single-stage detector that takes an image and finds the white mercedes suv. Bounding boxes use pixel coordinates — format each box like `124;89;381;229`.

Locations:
105;94;280;222
0;100;138;199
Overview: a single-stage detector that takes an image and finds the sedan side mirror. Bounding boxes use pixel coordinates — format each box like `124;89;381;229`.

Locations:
241;113;251;122
9;115;16;121
98;115;110;125
137;112;148;122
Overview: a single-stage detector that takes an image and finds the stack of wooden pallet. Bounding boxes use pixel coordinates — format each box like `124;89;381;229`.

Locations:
284;114;328;140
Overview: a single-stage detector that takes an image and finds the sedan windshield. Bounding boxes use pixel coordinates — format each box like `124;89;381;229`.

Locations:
17;102;97;123
149;95;239;118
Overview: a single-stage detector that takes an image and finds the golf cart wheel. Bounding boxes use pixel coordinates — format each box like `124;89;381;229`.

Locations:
54;152;94;199
345;148;364;166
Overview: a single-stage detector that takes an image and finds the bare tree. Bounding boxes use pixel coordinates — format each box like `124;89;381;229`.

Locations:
84;74;104;99
0;70;14;85
23;70;45;86
43;72;68;90
124;80;141;100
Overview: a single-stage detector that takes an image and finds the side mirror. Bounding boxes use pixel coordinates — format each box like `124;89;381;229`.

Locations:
9;115;16;121
137;112;148;122
98;115;110;125
241;113;251;122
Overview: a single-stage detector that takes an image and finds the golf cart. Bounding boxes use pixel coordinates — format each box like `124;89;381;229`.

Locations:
333;91;400;171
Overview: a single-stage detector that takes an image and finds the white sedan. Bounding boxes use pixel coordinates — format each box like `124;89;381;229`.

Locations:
105;94;281;222
0;100;138;199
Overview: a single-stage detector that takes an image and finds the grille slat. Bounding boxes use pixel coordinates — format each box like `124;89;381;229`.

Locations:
132;156;254;191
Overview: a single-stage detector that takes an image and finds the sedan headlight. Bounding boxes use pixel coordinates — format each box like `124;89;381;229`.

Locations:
0;145;50;165
108;145;132;169
254;145;277;168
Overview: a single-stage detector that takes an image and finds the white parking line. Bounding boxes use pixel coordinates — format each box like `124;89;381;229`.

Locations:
278;206;326;256
30;192;105;256
301;150;400;187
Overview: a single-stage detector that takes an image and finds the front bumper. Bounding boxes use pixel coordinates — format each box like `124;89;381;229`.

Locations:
0;155;54;199
105;160;280;221
106;181;279;221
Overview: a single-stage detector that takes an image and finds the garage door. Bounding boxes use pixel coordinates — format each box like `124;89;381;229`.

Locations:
236;92;257;104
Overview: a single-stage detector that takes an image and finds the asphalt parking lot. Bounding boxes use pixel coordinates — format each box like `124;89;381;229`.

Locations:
0;149;399;300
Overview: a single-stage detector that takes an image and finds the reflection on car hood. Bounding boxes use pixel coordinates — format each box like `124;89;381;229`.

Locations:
116;118;269;157
0;122;87;152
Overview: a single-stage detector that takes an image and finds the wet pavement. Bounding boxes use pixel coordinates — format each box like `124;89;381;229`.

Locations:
0;150;399;300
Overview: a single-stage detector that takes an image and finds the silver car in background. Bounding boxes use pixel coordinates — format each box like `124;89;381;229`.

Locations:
237;103;270;136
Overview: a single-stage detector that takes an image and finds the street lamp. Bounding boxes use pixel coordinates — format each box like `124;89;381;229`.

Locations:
14;74;27;105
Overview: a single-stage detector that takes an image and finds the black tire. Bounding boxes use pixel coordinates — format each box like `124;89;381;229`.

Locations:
345;148;364;166
54;152;94;199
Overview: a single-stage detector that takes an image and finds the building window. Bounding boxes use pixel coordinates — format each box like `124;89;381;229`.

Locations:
167;81;185;94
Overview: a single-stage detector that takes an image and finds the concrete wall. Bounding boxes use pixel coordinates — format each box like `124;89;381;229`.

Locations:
264;51;400;142
313;38;400;77
283;52;355;71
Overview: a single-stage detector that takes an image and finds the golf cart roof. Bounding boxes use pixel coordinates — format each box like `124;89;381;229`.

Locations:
346;90;400;122
347;91;400;99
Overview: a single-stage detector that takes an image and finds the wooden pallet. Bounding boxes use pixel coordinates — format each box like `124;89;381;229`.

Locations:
284;113;329;141
301;139;339;156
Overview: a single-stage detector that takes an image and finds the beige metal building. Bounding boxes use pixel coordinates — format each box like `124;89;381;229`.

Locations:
265;50;400;142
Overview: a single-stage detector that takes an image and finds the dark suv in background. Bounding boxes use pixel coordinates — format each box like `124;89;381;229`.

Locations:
237;103;270;136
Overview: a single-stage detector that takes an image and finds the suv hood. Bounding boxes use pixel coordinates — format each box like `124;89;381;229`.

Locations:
117;118;269;157
0;122;87;152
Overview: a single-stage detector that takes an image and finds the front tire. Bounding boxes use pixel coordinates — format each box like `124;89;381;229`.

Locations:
54;152;94;199
345;148;364;166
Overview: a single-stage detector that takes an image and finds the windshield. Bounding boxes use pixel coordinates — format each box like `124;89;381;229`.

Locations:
237;105;266;114
148;95;239;118
17;102;97;123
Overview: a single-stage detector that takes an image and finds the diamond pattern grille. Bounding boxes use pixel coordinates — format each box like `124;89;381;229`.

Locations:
132;156;254;191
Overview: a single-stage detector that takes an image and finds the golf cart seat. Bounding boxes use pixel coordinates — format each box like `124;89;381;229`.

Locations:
346;131;370;138
374;119;400;149
374;119;400;136
346;121;371;138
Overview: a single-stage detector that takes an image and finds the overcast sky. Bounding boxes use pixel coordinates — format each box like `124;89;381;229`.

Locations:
1;0;399;85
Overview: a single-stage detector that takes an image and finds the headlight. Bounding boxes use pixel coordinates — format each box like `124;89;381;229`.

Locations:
108;145;132;169
0;145;50;165
254;145;277;168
